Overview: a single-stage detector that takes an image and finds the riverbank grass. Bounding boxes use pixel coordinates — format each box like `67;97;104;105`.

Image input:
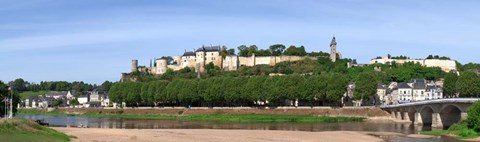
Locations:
18;109;365;123
0;118;75;142
421;122;479;139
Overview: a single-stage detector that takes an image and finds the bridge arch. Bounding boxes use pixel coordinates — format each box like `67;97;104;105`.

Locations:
406;107;416;122
439;104;462;128
419;105;434;126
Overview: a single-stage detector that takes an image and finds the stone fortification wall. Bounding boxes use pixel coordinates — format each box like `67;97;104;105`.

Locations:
423;59;456;72
369;57;457;72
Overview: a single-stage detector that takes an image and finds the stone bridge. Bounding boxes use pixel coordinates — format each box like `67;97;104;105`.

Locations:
381;98;480;128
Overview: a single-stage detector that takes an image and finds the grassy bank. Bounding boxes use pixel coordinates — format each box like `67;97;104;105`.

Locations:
17;109;365;123
0;118;74;142
421;122;479;140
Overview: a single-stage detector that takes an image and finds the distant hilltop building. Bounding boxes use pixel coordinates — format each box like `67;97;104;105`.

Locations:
124;37;340;78
370;56;457;72
329;36;341;62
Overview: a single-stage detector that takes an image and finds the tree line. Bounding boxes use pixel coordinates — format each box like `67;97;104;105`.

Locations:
7;78;112;93
109;74;349;107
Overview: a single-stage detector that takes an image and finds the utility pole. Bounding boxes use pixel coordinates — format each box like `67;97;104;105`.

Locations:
8;86;13;119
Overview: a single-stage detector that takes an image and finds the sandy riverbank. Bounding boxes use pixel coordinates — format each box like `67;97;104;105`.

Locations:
54;127;390;142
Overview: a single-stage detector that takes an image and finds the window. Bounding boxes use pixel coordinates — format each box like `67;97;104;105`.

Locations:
421;91;424;95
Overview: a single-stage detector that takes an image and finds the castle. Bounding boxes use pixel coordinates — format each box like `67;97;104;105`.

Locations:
127;36;341;76
123;36;457;80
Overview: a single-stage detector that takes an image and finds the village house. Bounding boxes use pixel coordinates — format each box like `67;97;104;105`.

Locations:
398;82;412;102
426;85;443;100
377;83;387;104
412;79;427;101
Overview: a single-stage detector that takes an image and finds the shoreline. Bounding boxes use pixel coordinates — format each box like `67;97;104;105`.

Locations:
53;127;392;142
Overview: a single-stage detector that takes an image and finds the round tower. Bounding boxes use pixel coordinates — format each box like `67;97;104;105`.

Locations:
131;59;138;72
156;59;168;74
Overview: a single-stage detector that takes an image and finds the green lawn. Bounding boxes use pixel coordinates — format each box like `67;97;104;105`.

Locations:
19;91;49;99
0;118;74;142
17;109;366;123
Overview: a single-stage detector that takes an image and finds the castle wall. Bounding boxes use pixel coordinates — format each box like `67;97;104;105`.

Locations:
167;65;183;71
369;58;457;72
255;57;271;65
423;59;456;72
223;56;239;71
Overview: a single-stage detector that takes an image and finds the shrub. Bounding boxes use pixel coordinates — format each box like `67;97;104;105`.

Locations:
467;101;480;132
458;129;478;138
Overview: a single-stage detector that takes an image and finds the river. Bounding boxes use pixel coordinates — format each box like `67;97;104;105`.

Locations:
16;114;460;142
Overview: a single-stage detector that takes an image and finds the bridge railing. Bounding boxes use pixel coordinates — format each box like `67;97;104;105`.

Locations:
380;98;480;108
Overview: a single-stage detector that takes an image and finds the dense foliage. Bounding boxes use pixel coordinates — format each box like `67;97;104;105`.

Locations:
0;81;20;117
109;74;348;107
354;72;378;105
456;72;480;97
443;71;458;98
467;101;480;132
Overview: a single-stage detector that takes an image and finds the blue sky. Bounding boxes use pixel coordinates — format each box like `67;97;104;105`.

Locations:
1;0;480;84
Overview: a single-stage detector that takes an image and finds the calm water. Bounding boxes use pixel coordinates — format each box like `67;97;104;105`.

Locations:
17;114;460;142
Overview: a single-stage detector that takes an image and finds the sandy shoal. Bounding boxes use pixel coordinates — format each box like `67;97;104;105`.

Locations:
54;127;386;142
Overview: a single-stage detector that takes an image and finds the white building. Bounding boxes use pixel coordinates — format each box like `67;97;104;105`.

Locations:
426;85;443;100
412;79;427;101
398;83;412;102
78;94;89;105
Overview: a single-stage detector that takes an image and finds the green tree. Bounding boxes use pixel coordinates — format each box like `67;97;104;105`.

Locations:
9;78;28;92
140;82;151;104
244;76;266;105
467;101;480;132
456;72;480;97
284;45;307;56
248;45;258;56
237;45;249;57
0;81;20;117
354;72;378;106
69;98;80;106
178;79;198;106
269;44;286;56
326;73;348;105
101;81;113;92
264;76;281;106
153;80;169;107
444;71;459;98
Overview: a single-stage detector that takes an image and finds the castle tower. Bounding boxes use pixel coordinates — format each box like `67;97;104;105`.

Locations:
330;36;341;62
131;59;138;72
196;45;206;73
155;58;168;74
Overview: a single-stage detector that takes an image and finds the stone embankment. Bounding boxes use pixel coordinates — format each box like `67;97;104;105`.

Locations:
46;107;390;118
